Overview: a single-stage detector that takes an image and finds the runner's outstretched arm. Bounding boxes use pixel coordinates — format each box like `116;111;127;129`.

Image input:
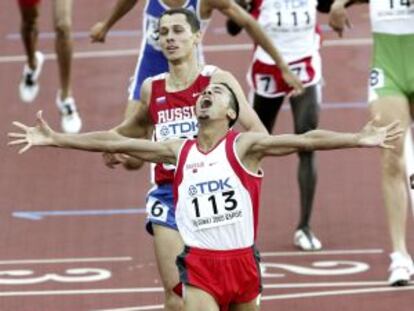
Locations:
8;111;180;165
242;119;403;158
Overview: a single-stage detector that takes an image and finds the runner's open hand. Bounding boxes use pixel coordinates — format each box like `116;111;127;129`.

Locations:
282;69;304;97
8;110;55;154
357;119;403;149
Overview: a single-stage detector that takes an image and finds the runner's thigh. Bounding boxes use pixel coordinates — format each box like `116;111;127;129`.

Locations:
290;84;321;134
52;0;72;26
184;285;219;311
153;224;184;289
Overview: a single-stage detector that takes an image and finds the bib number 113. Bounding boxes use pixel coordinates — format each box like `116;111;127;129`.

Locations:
191;190;238;218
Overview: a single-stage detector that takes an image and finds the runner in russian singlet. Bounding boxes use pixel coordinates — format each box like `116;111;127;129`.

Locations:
174;130;263;309
128;0;210;101
245;0;323;251
145;65;217;233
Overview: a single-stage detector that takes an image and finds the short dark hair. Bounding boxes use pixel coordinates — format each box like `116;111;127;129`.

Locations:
218;82;240;128
159;8;201;33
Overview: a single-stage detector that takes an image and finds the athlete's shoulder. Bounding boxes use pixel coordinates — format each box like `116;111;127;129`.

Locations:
209;67;237;82
200;64;219;77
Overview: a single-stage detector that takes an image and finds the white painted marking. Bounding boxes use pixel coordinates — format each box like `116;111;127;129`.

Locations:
0;287;163;297
90;281;414;311
0;257;132;265
0;37;372;64
93;305;164;311
0;268;111;285
261;284;414;300
322;38;372;47
261;249;383;257
0;281;395;296
262;261;369;277
263;281;389;288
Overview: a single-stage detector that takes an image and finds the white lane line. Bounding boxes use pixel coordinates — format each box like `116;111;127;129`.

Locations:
263;281;389;289
0;281;392;297
0;37;372;64
91;281;413;311
0;287;163;297
261;249;383;257
0;257;132;265
4;24;339;41
261;284;414;301
93;305;163;311
322;38;372;47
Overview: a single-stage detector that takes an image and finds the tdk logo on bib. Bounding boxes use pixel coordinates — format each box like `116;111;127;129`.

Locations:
157;120;198;139
274;0;308;10
188;178;232;196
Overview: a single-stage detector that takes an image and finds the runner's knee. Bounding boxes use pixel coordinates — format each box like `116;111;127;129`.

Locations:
54;19;71;39
382;149;405;177
21;20;37;33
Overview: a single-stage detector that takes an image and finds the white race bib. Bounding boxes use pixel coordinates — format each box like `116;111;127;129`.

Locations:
186;188;243;231
259;0;316;34
371;0;414;22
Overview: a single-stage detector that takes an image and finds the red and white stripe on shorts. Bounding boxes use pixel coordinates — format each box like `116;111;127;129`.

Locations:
248;54;322;98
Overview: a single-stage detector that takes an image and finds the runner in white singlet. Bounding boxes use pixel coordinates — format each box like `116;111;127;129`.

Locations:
226;0;324;251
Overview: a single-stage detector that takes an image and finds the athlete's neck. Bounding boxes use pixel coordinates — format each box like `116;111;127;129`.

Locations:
167;56;201;92
197;122;229;153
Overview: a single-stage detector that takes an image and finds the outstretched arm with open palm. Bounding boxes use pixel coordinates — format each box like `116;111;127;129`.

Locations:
8;111;180;165
8;111;55;154
240;118;403;160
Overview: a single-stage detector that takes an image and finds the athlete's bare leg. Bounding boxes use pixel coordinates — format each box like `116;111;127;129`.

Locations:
184;285;219;311
53;0;73;100
254;86;321;250
153;225;184;311
370;95;411;257
290;85;320;231
18;3;40;70
230;298;260;311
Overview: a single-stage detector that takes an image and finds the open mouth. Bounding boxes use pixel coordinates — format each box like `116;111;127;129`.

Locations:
200;98;212;109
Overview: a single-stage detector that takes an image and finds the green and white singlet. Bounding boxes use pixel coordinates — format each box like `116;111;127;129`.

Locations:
368;0;414;102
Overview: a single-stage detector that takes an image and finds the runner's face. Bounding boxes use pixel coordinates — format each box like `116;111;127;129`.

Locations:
158;14;199;61
196;84;235;125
